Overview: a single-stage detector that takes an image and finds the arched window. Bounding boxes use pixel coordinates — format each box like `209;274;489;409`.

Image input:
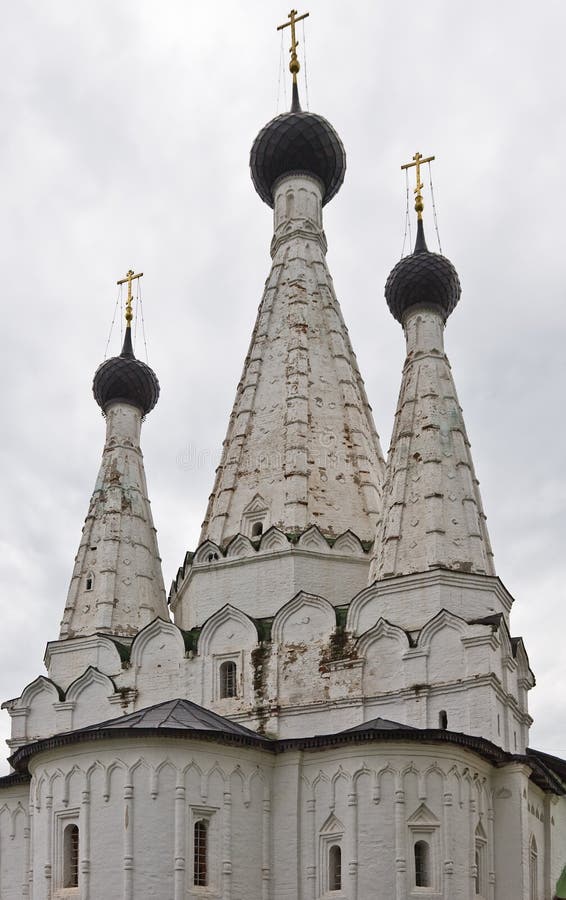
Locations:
219;660;237;699
329;844;341;891
85;572;94;591
251;521;264;538
439;710;448;730
414;840;430;887
63;823;79;888
194;820;208;886
529;835;538;900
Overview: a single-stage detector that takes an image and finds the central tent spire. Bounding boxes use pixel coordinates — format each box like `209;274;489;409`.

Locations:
199;14;384;547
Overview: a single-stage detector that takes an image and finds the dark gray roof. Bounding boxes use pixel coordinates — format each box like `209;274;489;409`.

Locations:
0;772;30;789
527;748;566;793
80;698;263;738
8;698;272;774
340;717;418;733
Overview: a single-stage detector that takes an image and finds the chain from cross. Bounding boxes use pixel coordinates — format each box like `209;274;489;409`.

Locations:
117;269;143;327
401;152;435;219
277;9;309;81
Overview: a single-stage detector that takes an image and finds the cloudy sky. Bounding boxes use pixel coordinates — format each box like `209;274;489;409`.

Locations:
0;1;564;773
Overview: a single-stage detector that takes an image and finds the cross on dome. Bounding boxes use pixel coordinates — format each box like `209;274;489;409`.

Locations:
401;151;435;220
117;268;143;329
277;8;309;82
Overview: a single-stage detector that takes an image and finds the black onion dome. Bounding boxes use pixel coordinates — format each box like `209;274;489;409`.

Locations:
385;220;461;323
93;328;159;416
250;83;346;207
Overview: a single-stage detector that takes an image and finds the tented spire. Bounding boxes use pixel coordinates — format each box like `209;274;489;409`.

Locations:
370;213;494;580
200;172;384;546
60;279;167;638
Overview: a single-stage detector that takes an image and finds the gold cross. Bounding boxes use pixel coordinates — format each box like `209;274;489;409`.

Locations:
277;9;309;83
117;269;143;328
401;151;435;220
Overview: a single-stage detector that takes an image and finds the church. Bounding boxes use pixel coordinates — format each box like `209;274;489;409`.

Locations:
1;11;565;899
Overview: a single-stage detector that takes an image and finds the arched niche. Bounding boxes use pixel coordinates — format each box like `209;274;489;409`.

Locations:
356;619;409;695
17;676;62;741
130;618;185;671
272;592;335;645
65;667;116;730
198;605;257;656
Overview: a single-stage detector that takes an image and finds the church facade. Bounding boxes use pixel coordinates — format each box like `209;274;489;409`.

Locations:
1;39;565;900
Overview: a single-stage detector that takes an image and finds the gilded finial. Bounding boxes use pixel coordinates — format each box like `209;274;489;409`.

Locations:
117;269;143;329
401;152;435;220
277;9;309;84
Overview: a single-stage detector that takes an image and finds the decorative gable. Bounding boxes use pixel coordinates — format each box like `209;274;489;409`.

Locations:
406;802;440;827
241;495;270;539
297;525;329;553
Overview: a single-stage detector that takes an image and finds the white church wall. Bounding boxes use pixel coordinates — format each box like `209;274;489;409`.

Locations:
88;762;126;899
492;763;531;900
550;795;566;894
358;620;408;697
230;767;265;900
174;549;370;630
197;605;257;712
45;635;124;691
65;668;116;731
12;676;60;743
269;751;302;900
28;738;273;900
132;759;176;899
348;570;513;636
526;784;546;900
130;618;186;708
297;743;497;900
6;587;533;754
0;783;29;899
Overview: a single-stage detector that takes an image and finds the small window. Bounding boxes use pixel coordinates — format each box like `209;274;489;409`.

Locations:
415;840;430;887
219;660;237;699
194;820;208;886
206;552;219;563
439;710;448;730
85;573;94;591
251;521;264;538
329;844;341;891
63;824;79;888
